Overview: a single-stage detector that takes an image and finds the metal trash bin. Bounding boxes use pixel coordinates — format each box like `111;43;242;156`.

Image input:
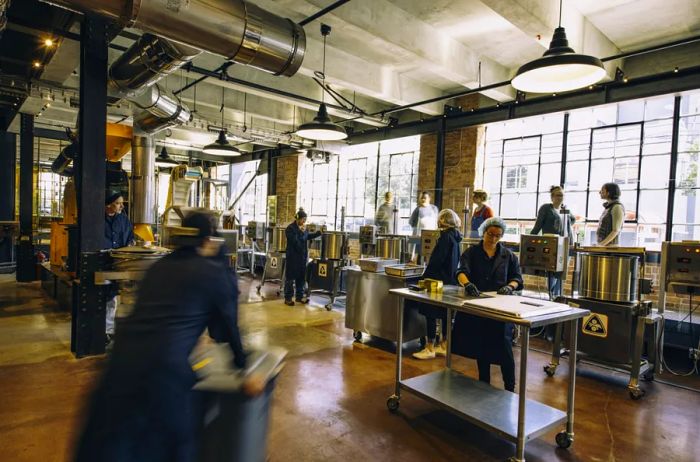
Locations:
192;344;286;462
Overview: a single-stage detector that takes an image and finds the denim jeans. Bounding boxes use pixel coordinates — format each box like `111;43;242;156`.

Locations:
284;274;306;301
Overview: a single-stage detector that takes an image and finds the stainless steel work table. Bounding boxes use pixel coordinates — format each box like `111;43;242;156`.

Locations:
388;286;590;462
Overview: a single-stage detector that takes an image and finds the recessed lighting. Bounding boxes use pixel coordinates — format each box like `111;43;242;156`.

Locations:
44;38;54;47
623;77;629;83
46;103;51;108
33;61;41;68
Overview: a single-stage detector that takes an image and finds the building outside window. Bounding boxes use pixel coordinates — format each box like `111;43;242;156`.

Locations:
230;160;268;225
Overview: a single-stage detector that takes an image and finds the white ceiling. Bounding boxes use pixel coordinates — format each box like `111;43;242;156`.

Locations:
14;0;700;148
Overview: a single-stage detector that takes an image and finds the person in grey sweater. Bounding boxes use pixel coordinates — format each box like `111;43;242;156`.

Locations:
375;191;396;234
409;191;439;235
530;185;575;298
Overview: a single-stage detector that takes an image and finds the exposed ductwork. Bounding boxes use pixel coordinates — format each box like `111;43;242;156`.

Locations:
43;0;306;77
130;83;191;134
130;134;156;239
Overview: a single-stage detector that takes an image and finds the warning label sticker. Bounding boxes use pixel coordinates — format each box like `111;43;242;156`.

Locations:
270;257;278;268
582;313;608;338
318;263;328;277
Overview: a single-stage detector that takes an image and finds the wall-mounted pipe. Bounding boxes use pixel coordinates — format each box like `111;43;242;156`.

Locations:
43;0;306;77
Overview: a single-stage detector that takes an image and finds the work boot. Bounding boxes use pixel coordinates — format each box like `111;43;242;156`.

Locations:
296;296;310;304
412;347;436;360
284;299;295;306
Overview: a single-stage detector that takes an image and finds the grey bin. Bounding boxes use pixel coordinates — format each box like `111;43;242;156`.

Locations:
192;345;287;462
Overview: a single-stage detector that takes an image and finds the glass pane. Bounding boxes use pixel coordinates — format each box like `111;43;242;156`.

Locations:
644;96;675;120
680;92;700;117
500;192;536;219
638;190;669;224
672;225;700;241
673;189;700;225
675;152;699;191
566;129;590;161
678;115;700;151
618;99;645;123
565;192;587;223
643;119;673;155
539;163;562;192
639;155;670;189
564;160;589;191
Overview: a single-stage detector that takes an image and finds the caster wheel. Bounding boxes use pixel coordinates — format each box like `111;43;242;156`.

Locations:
641;372;654;382
555;431;572;449
629;388;645;400
325;304;332;311
386;396;400;412
353;331;363;342
544;364;557;377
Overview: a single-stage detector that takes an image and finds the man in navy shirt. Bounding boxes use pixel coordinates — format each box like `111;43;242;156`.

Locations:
104;191;134;341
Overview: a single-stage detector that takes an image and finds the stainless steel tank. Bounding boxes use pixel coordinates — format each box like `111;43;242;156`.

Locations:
578;253;640;302
272;226;287;252
376;236;405;260
321;231;347;260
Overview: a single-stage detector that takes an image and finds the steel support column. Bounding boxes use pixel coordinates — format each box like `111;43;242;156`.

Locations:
665;96;682;242
0;131;17;266
434;118;446;208
72;14;109;357
17;114;35;281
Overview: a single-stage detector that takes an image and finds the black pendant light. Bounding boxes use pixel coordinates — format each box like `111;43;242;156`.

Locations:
203;87;241;156
296;24;347;141
155;146;179;168
511;0;605;93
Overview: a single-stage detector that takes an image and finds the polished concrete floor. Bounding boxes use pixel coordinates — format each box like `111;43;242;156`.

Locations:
0;273;699;462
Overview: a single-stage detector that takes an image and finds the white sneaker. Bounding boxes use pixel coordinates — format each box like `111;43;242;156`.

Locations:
434;344;447;357
412;348;436;360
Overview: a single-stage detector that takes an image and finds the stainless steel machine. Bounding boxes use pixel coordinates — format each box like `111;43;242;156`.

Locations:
359;225;378;256
238;221;266;275
420;230;441;263
307;231;348;310
219;229;239;270
257;226;286;296
658;241;700;357
345;266;426;343
545;246;661;399
376;234;412;263
520;234;569;299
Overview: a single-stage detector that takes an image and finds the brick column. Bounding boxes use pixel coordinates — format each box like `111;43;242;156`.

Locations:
275;154;299;225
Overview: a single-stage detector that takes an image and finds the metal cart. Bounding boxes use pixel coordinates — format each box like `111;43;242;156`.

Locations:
388;286;589;462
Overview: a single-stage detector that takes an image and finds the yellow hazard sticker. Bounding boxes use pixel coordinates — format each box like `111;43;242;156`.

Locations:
318;263;328;277
270;257;278;268
582;313;608;338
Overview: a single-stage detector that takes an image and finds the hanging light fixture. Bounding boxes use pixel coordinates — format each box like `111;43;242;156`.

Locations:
155;146;179;168
296;24;347;141
511;0;605;94
203;87;241;156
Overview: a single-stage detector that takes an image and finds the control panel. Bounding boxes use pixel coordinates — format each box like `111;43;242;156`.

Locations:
519;234;568;273
421;230;441;262
359;225;377;245
665;242;700;294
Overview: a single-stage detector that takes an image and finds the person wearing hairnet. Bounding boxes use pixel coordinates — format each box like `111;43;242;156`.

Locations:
452;217;523;392
75;211;257;462
284;209;322;306
411;209;463;359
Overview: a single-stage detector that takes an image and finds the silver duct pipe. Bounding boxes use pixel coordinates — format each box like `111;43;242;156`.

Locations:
130;134;156;227
109;33;201;97
130;84;191;133
43;0;306;77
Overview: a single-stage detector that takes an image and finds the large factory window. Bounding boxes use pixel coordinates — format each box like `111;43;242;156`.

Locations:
230;161;268;224
672;92;700;241
480;93;685;249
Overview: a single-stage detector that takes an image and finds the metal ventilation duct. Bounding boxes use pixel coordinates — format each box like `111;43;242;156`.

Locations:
43;0;306;77
130;134;155;227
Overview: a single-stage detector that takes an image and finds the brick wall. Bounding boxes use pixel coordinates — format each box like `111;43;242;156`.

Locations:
418;94;483;214
275;154;299;225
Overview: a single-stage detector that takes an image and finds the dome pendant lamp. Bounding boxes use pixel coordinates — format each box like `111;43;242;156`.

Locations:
296;24;347;141
511;0;606;93
203;87;241;156
155;146;179;168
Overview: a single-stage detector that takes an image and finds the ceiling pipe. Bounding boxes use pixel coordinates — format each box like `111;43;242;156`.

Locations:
42;0;306;77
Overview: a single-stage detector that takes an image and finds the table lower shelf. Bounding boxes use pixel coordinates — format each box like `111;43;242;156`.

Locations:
399;369;567;442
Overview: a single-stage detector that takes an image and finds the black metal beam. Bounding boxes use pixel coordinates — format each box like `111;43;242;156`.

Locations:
17;114;35;281
299;0;352;26
34;127;70;141
349;65;700;145
72;14;109;358
0;131;17;265
665;96;682;242
434;118;446;208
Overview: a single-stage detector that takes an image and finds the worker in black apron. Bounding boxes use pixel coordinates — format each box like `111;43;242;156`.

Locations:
452;216;523;392
74;211;252;462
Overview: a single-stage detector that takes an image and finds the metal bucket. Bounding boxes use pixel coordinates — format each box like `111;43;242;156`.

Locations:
321;231;347;260
376;236;404;260
272;226;286;252
578;253;640;302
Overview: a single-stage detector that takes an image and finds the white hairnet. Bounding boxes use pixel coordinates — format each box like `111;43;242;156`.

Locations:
438;208;461;229
478;216;507;237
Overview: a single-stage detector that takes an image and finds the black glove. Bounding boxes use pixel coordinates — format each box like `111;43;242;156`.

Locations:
464;282;480;297
497;285;515;295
